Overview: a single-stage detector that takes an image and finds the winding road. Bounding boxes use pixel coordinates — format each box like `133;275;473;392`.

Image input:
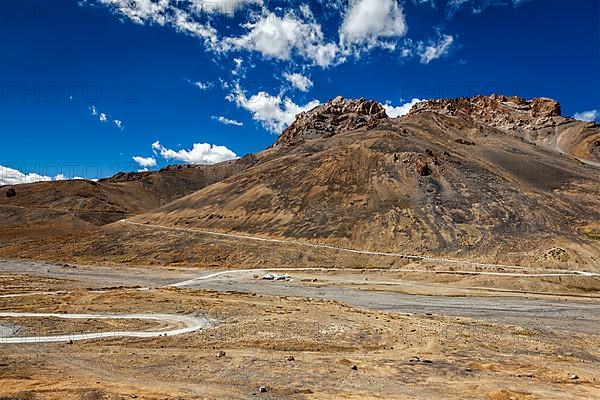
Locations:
0;312;209;344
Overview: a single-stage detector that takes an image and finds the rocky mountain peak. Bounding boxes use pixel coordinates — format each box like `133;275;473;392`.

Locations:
408;95;563;132
274;96;388;147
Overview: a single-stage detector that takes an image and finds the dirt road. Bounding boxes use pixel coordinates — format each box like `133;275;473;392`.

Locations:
1;260;599;335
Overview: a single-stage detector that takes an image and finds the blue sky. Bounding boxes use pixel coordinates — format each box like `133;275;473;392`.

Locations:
1;0;598;183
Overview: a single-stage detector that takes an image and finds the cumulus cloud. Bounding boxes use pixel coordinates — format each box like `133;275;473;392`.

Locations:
229;84;320;133
152;141;238;164
383;98;424;118
91;0;445;69
132;156;157;168
417;34;454;64
212;115;244;126
0;165;53;186
340;0;407;49
283;72;313;92
0;166;85;186
224;11;339;67
573;110;598;122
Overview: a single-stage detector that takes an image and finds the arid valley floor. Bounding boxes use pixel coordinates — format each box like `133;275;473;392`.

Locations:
1;257;599;399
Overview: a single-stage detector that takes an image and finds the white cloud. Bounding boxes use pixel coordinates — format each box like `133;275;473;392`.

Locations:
97;1;218;46
417;34;454;64
212;115;244;126
97;0;170;25
573;110;598;122
191;0;263;15
152;141;238;164
92;1;418;68
0;166;84;186
190;80;213;90
224;11;339;67
283;72;313;92
231;58;245;77
383;98;424;118
340;0;407;48
132;156;157;168
229;84;320;133
89;105;124;129
0;166;53;186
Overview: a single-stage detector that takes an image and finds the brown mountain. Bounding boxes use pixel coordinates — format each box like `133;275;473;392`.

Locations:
0;157;256;251
2;95;599;269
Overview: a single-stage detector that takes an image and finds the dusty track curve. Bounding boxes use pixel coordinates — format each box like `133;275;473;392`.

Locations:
0;312;209;344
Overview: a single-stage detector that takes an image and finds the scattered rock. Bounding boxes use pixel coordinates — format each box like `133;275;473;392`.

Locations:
351;364;358;370
570;374;579;380
217;351;226;358
287;356;295;362
259;386;268;393
542;247;570;262
6;188;16;198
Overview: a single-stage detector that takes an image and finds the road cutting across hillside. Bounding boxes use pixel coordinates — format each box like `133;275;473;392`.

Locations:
120;220;600;277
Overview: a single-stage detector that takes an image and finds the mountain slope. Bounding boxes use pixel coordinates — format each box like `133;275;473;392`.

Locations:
116;96;599;266
3;95;599;269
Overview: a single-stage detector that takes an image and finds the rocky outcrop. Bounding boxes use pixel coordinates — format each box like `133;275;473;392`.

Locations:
408;95;600;165
409;95;562;132
275;96;388;147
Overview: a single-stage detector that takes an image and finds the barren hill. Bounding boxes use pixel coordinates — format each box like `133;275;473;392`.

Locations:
2;95;599;269
0;157;256;252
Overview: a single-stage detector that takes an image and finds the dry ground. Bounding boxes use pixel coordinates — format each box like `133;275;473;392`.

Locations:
0;272;599;400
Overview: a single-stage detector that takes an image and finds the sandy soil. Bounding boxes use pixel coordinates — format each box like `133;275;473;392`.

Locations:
0;266;599;399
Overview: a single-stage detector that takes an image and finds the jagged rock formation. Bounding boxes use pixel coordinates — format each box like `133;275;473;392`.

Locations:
275;96;388;147
409;95;600;165
410;95;562;132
